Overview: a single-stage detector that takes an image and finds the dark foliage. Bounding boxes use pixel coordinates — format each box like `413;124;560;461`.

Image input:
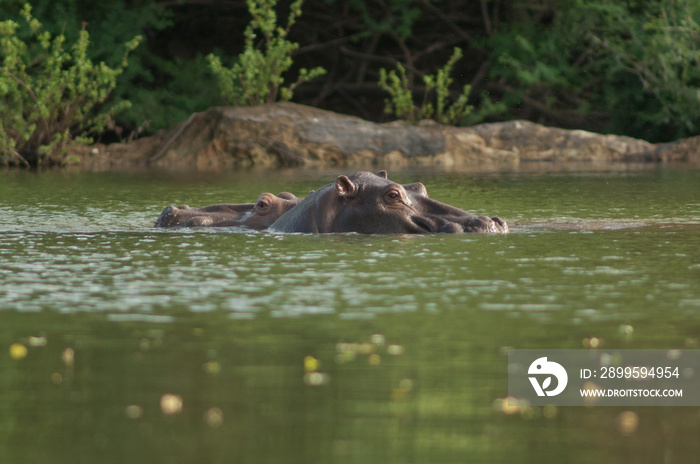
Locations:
2;0;698;143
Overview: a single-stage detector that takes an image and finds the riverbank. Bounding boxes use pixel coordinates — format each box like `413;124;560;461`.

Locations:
67;103;700;171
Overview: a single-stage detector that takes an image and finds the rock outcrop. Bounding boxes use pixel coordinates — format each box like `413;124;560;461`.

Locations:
77;103;700;171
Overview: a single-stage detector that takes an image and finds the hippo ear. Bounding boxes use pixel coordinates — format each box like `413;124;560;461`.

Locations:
377;170;388;179
335;175;358;199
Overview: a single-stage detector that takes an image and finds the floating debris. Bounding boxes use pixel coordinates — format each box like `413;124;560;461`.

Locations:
61;348;75;367
303;372;329;386
126;405;144;419
542;405;558;419
160;394;183;415
493;397;530;416
9;343;27;360
391;378;414;402
204;407;224;427
203;361;221;375
618;324;634;338
304;356;319;372
28;336;47;347
387;344;405;355
617;411;639;435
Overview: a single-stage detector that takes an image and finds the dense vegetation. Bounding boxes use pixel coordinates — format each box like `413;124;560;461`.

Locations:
0;4;139;166
1;0;699;165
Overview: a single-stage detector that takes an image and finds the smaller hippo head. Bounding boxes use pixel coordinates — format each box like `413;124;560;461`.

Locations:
240;192;302;230
154;192;300;229
154;203;254;228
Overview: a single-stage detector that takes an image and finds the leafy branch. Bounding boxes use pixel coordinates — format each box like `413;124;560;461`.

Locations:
379;47;474;125
0;3;141;166
207;0;326;107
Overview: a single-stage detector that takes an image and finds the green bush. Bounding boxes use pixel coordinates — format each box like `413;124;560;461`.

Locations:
0;4;140;166
5;0;222;136
207;0;326;106
379;47;473;125
488;0;700;141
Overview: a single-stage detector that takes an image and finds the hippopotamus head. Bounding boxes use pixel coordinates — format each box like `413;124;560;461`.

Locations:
227;192;301;230
269;171;508;234
155;192;301;229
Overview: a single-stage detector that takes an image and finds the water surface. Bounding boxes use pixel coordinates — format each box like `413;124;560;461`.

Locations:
1;166;699;463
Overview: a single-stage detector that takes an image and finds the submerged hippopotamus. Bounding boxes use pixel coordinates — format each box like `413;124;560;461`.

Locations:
269;171;508;234
155;192;301;229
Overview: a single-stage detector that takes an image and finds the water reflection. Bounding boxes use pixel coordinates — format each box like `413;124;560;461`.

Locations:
4;312;699;463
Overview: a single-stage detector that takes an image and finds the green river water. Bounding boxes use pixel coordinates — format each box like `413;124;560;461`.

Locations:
1;165;699;463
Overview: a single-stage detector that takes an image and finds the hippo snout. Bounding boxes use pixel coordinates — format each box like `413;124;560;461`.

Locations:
414;215;509;234
439;215;509;234
459;216;509;234
491;217;509;234
154;205;189;228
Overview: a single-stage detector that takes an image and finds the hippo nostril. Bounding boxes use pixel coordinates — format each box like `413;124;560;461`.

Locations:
491;217;509;233
458;216;494;233
438;221;464;233
411;216;435;233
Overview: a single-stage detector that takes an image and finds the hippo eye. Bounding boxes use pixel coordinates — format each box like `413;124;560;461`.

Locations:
256;200;268;208
385;190;403;202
